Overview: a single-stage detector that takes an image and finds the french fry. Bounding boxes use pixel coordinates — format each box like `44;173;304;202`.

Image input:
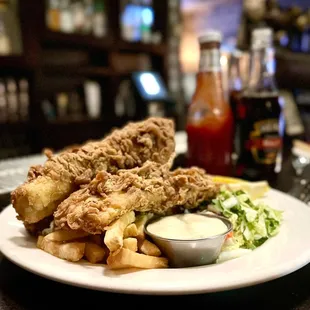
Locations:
44;230;88;242
139;239;161;257
89;235;102;246
123;238;138;252
104;211;135;252
85;242;106;264
134;213;153;241
107;248;168;269
39;238;85;262
123;223;138;238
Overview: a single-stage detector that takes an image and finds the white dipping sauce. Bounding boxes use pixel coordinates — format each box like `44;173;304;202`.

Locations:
147;214;228;240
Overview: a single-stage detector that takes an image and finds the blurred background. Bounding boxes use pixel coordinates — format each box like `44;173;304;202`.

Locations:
0;0;309;159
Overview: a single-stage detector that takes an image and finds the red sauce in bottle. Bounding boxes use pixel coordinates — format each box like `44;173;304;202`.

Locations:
186;31;234;176
186;113;233;176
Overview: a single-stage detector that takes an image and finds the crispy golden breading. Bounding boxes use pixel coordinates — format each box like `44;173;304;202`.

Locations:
11;117;175;224
54;160;220;234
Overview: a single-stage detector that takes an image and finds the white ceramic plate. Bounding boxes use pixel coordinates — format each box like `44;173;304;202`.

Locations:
1;189;310;295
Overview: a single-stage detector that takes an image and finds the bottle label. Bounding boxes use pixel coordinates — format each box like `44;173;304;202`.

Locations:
199;49;221;72
245;118;282;165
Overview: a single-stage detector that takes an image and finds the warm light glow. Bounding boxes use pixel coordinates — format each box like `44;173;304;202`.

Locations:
180;31;200;73
220;55;228;66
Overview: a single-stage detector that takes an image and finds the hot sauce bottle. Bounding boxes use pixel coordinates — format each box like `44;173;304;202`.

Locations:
186;31;234;176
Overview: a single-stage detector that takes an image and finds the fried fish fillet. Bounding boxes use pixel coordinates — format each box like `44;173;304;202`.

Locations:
11;117;175;224
54;159;220;234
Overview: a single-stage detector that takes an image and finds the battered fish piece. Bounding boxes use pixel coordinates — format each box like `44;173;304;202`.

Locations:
54;159;220;234
11;118;175;224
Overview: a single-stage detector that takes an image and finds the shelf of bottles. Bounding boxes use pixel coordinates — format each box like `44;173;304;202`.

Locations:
0;76;31;160
263;2;310;98
239;0;310;54
41;79;103;123
119;0;162;45
236;0;310;92
45;0;164;48
0;77;30;124
0;0;23;57
266;5;310;54
45;0;108;38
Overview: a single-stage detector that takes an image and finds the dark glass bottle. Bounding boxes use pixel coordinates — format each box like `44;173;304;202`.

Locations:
228;49;244;171
235;28;284;183
265;0;281;31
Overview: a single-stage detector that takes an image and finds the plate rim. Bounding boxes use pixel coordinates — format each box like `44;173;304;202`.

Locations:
1;188;310;295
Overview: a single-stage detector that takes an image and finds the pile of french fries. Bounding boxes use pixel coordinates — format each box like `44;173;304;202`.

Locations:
37;211;169;269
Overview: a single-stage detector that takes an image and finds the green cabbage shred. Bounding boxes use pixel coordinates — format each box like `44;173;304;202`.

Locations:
209;189;283;251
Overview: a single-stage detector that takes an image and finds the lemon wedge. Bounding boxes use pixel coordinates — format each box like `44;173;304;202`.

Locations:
211;176;270;200
212;175;248;185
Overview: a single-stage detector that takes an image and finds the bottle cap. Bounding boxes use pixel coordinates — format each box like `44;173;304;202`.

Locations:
198;30;222;44
251;27;274;49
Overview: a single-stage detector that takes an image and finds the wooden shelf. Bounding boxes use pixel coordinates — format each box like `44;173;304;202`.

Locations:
0;122;31;130
42;66;115;77
45;117;103;125
43;31;167;56
77;67;114;77
43;31;113;51
0;55;29;69
117;40;167;55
